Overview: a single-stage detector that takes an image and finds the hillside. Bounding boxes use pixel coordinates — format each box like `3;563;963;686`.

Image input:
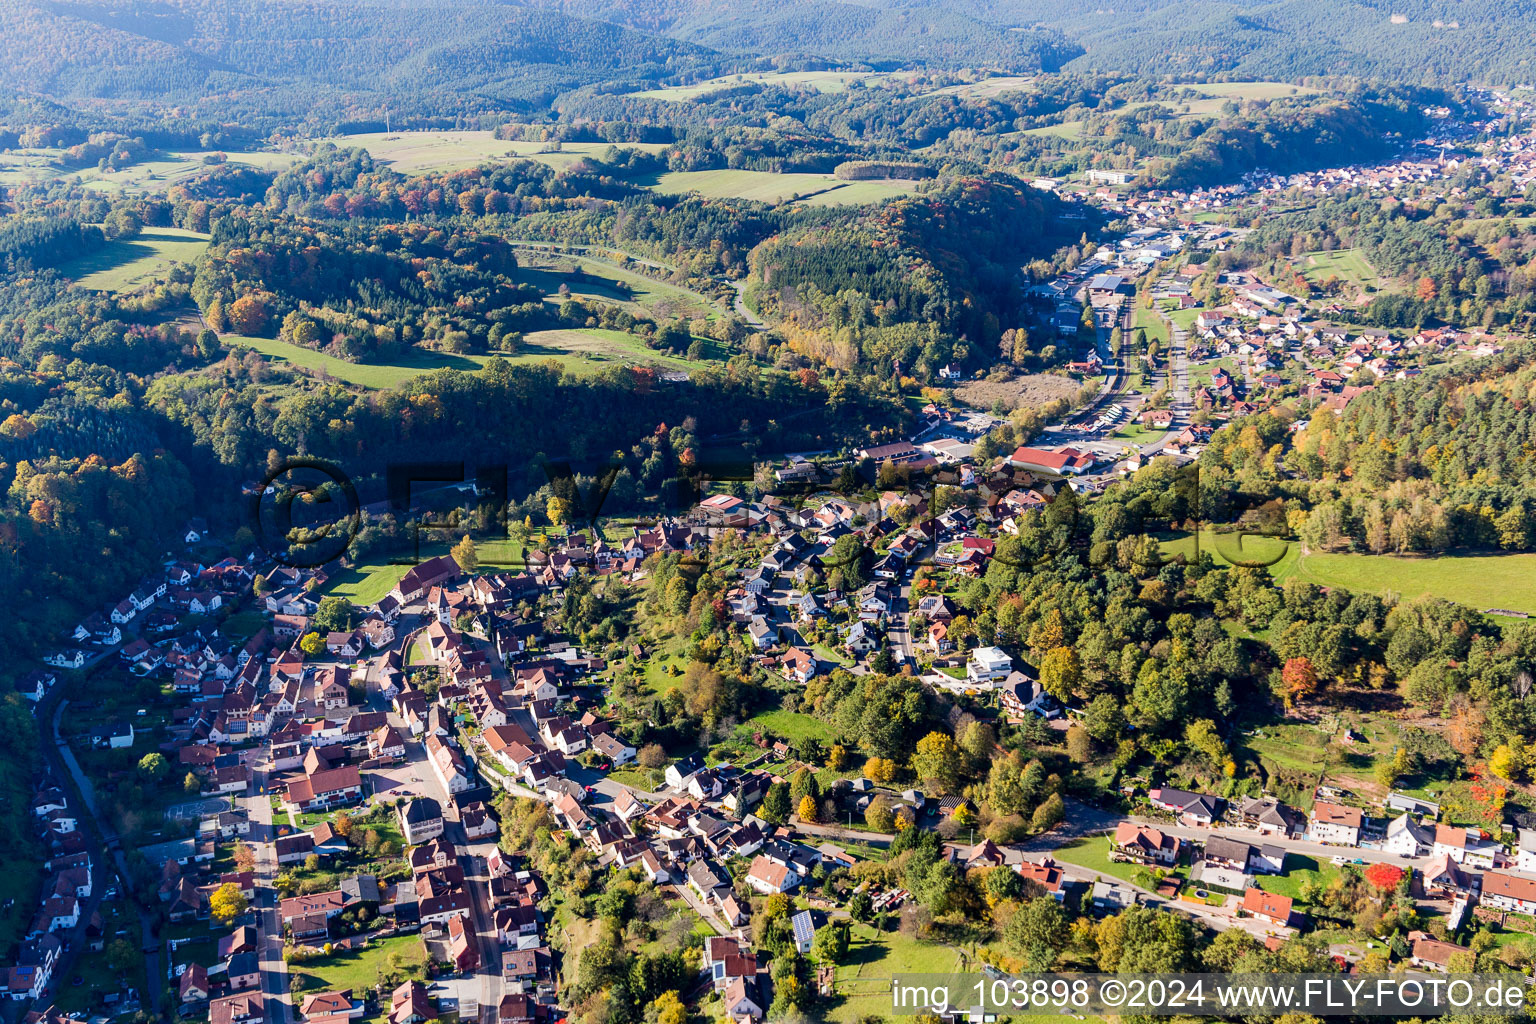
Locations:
0;0;726;116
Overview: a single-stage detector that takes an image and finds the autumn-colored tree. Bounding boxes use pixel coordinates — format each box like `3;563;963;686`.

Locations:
547;496;573;527
1066;724;1092;764
638;743;667;770
797;794;819;823
1415;277;1439;302
652;992;687;1024
205;297;227;332
451;534;478;573
826;744;849;770
300;632;325;656
1489;741;1526;782
865;757;898;785
1027;609;1065;654
210;882;249;925
233;842;256;873
332;812;354;838
1364;862;1405;892
0;413;36;439
1282;657;1319;706
228;294;268;335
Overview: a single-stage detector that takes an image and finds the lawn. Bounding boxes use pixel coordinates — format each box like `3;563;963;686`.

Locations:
1183;81;1318;101
290;933;427;996
1051;836;1151;886
1157;529;1301;574
1255;855;1339;905
1301;248;1380;293
646;169;920;207
1133;304;1170;348
327;539;524;605
830;922;966;1023
325;131;667;174
64;227;210;293
747;709;837;744
55;897;145;1014
0;149;296;192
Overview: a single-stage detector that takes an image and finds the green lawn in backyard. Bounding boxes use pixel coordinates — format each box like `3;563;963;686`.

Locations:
1300;248;1380;293
64;227;209;293
1166;305;1205;331
290;933;427;996
1255;855;1339;905
829;922;966;1023
748;709;838;744
326;540;524;605
1051;836;1153;886
55;898;146;1014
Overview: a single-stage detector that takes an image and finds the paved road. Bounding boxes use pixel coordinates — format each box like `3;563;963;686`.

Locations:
246;772;293;1024
728;280;766;329
43;695;160;1020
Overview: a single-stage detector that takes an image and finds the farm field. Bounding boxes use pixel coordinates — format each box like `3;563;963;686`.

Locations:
955;371;1080;411
64;227;210;293
790;179;924;207
1300;248;1381;293
328;131;667;174
634;70;879;100
645;169;920;206
0;148;296;192
1020;120;1085;140
1185;81;1319;100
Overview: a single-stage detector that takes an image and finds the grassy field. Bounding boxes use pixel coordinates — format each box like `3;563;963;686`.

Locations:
1301;248;1380;293
513;253;715;320
326;131;667;174
1185;81;1318;100
516;328;716;373
634;70;879;100
646;169;920;207
1020;121;1086;140
228;335;490;388
0;149;297;192
290;933;426;996
65;227;210;293
1051;836;1158;886
1161;531;1536;615
1133;304;1170;348
231;327;713;388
